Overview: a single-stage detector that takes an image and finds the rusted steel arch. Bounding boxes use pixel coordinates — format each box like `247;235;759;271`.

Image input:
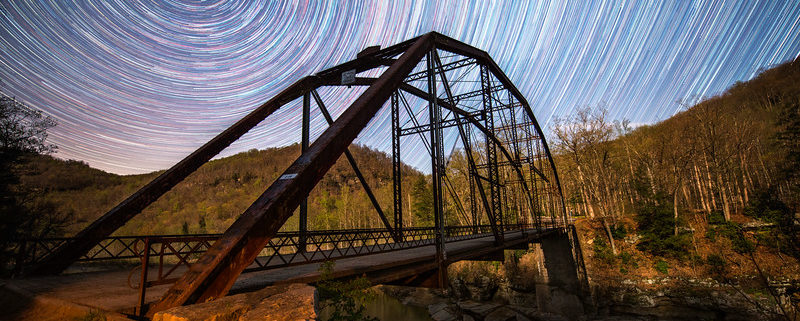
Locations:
434;36;569;225
27;35;424;277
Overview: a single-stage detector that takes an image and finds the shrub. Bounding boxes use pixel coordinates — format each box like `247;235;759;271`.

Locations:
708;210;726;224
317;261;377;321
618;251;638;274
611;224;628;240
618;251;638;268
744;188;791;224
654;260;669;275
712;222;754;254
593;237;615;264
706;254;727;277
635;198;690;258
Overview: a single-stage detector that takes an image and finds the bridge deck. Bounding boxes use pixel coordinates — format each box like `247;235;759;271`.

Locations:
2;229;554;314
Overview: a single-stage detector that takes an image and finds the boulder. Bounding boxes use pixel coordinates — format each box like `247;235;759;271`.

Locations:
456;300;501;318
153;283;317;321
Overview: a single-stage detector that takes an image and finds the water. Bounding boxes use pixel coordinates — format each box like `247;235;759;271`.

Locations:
363;291;432;321
319;290;432;321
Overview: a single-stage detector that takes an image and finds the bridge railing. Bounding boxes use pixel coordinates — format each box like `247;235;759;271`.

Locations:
10;222;561;316
10;222;562;274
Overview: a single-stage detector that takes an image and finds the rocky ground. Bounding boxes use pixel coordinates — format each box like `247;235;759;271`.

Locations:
372;247;799;321
380;278;796;321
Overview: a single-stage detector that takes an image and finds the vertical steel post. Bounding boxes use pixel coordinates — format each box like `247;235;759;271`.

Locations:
481;65;504;243
466;125;479;233
391;92;403;240
138;237;151;318
527;129;541;231
427;50;447;287
299;93;310;253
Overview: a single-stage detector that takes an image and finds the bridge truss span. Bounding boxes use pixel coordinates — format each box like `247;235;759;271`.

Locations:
23;32;568;315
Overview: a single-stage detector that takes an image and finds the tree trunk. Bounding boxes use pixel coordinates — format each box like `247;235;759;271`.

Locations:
694;163;709;213
717;173;731;221
703;152;717;210
674;184;680;236
601;217;617;255
646;165;657;197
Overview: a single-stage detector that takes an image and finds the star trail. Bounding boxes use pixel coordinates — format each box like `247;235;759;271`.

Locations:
1;1;799;174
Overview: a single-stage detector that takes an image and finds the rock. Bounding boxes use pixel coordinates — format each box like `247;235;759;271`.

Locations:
428;302;450;315
428;302;458;321
484;307;517;321
457;300;501;317
623;234;641;244
153;283;317;321
240;284;317;321
152;295;250;321
430;308;458;321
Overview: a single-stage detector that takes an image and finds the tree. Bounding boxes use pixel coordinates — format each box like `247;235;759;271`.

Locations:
410;175;433;227
553;106;625;254
1;93;61;273
773;97;800;257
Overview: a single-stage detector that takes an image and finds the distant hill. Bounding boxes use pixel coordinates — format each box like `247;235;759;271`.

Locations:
19;144;425;236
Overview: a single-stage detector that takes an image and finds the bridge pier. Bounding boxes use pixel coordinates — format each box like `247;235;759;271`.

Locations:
531;231;586;319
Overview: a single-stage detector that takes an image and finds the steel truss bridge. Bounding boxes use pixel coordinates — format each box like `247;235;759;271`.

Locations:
12;32;571;318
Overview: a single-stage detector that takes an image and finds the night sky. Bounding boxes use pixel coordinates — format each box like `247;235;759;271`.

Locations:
1;1;799;174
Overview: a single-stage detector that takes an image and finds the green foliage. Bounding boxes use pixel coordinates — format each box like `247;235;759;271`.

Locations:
618;251;637;268
705;254;727;277
711;222;754;254
1;94;67;273
317;261;377;321
708;210;726;225
744;188;791;224
634;197;690;258
617;251;638;274
653;259;669;275
611;224;628;240
592;237;615;264
410;176;433;227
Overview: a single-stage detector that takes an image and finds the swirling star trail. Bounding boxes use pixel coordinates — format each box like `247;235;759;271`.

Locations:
1;1;799;174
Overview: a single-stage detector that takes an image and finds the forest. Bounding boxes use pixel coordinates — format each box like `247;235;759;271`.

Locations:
550;57;800;300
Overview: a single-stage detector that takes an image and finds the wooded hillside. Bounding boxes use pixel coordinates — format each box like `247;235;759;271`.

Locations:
552;58;800;284
17;144;426;236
